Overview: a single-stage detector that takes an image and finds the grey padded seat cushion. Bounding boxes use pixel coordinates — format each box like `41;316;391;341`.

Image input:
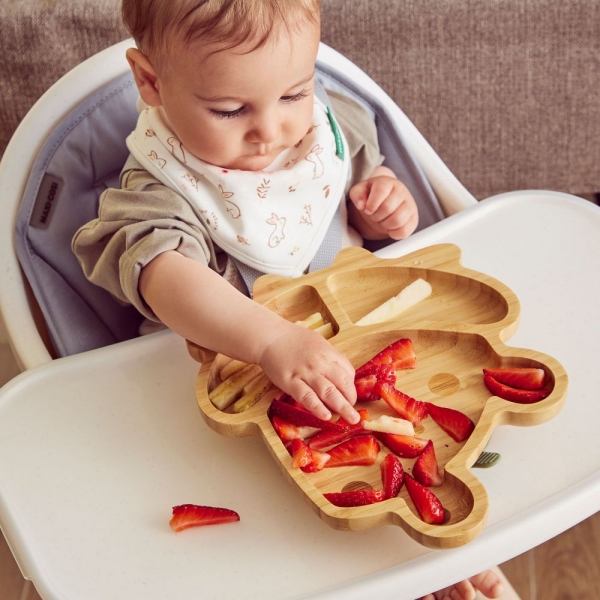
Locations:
14;65;443;358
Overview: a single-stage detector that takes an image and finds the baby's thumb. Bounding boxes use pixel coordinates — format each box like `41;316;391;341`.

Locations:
349;180;370;211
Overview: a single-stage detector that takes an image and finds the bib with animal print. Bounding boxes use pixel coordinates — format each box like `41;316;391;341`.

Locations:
126;99;350;278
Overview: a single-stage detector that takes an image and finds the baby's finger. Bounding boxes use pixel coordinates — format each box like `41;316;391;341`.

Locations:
348;180;370;211
385;209;419;240
363;179;394;215
291;383;332;421
312;376;360;424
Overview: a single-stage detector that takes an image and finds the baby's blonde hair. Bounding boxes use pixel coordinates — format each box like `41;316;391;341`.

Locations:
122;0;320;67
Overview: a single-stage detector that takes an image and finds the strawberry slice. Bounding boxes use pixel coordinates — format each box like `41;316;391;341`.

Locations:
377;382;429;426
169;504;240;531
425;402;475;442
355;362;397;382
325;435;380;468
354;373;380;401
483;373;550;404
308;409;370;450
290;438;313;469
412;440;442;487
369;338;417;370
354;364;396;401
380;453;404;499
375;432;429;458
301;448;331;473
483;367;545;390
269;399;346;431
404;475;445;524
271;416;303;445
324;489;386;507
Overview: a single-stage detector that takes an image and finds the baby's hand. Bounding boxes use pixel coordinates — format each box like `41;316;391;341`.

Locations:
349;170;418;240
257;324;360;425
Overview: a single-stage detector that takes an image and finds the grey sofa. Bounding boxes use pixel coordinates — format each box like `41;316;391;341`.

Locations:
1;0;599;200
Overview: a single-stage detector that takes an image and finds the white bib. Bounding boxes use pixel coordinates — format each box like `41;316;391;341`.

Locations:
126;99;350;277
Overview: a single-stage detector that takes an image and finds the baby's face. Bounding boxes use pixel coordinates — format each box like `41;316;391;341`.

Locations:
153;21;320;171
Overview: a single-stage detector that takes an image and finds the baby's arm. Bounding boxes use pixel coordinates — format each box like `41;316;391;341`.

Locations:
139;251;360;424
348;165;419;240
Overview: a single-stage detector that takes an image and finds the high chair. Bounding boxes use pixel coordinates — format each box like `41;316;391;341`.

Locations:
1;39;599;600
0;39;476;372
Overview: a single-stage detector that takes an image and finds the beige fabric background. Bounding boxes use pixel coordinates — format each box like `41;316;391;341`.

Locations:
1;0;599;199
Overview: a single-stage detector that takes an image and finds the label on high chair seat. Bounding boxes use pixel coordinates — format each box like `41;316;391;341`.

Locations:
31;174;63;229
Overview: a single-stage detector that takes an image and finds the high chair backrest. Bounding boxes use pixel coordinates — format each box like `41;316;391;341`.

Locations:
0;40;476;371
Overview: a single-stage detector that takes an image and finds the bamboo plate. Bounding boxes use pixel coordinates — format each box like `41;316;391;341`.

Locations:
189;244;568;549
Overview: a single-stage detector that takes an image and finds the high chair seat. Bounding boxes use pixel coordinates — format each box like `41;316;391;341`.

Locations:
0;40;476;370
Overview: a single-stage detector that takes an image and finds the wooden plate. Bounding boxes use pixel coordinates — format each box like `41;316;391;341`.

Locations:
189;244;568;549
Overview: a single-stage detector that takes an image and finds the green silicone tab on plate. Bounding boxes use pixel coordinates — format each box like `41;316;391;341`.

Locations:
473;451;501;468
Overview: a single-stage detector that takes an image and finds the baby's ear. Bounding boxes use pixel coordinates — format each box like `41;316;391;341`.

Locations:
126;48;163;107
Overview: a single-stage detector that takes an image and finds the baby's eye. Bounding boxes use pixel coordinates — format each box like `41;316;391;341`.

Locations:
280;88;311;103
211;107;245;120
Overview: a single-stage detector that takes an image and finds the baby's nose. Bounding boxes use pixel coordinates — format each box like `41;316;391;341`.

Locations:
247;114;280;145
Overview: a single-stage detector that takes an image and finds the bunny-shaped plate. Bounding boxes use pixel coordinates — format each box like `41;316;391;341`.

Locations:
189;244;568;549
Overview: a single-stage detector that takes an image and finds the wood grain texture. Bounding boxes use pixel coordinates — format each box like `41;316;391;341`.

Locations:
190;244;569;549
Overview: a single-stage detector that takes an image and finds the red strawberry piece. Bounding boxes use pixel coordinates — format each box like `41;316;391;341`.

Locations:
412;440;442;487
354;364;396;401
370;338;417;370
404;475;445;525
301;448;331;473
169;504;240;532
377;382;429;426
380;453;404;499
308;409;370;450
482;367;545;390
269;399;346;431
325;435;380;468
355;373;380;401
355;362;396;382
425;402;475;442
271;416;303;445
324;489;386;507
483;373;550;404
375;432;429;458
290;438;313;469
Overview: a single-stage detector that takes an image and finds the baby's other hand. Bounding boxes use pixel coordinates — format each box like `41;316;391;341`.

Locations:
349;168;418;241
257;324;360;425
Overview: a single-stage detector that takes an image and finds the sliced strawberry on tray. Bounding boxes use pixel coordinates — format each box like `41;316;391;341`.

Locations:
483;367;546;390
370;338;417;370
378;382;429;426
483;373;550;404
290;438;313;469
308;409;370;450
381;453;404;499
412;440;442;487
375;432;429;458
426;402;475;442
169;504;240;531
301;448;331;473
354;363;397;402
404;475;445;525
269;399;346;431
325;435;380;468
324;489;386;507
271;416;303;445
354;372;381;402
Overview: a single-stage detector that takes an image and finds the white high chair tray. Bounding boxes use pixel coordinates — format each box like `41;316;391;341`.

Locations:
1;191;599;600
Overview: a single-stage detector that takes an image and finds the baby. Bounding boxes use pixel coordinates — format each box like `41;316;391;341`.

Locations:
73;1;510;598
74;0;418;427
